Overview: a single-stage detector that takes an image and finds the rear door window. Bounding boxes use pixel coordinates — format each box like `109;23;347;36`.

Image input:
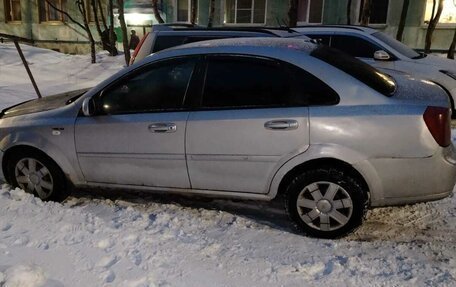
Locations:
306;34;331;46
330;35;381;58
199;55;338;109
311;45;396;96
153;36;189;52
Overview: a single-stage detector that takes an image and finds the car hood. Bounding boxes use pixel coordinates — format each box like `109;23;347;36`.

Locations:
390;71;449;106
413;54;456;72
0;88;89;119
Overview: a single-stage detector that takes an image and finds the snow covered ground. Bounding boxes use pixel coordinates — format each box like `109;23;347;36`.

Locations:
0;43;124;110
1;43;456;287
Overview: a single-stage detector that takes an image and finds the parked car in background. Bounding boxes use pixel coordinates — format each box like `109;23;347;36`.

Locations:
293;25;456;114
129;23;310;65
1;38;455;239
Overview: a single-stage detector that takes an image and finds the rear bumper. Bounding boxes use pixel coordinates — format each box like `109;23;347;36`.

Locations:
367;145;456;207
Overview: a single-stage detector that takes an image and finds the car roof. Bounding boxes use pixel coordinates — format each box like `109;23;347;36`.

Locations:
166;37;317;54
293;25;378;34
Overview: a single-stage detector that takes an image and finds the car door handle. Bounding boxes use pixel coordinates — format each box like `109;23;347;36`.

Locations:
148;123;177;133
264;120;299;130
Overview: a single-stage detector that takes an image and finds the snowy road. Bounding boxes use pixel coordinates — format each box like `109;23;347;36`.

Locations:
0;43;455;287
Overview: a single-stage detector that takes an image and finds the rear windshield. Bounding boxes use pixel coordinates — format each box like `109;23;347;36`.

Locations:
310;45;396;96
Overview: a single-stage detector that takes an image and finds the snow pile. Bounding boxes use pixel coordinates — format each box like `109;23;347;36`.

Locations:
0;43;124;110
0;265;47;287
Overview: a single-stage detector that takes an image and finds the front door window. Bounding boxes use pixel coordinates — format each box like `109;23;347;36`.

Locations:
99;57;196;115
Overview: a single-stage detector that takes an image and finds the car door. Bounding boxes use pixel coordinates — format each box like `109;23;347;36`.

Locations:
185;55;330;194
74;57;197;188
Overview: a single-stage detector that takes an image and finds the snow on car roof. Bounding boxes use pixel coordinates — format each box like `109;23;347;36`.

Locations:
169;37;318;54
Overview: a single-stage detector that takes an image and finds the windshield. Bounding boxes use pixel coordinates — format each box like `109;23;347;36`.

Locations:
311;45;396;96
372;32;421;59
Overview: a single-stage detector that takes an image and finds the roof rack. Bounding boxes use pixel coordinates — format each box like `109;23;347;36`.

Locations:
152;23;202;31
294;24;375;32
152;25;301;36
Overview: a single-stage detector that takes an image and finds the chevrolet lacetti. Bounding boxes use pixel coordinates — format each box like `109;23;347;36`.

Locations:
1;38;455;238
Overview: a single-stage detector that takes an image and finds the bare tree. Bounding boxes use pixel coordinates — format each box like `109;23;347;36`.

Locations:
191;0;197;24
448;28;456;59
346;0;352;25
425;0;444;53
45;0;96;63
287;0;298;27
396;0;410;41
108;0;117;56
116;0;130;65
207;0;215;27
360;0;371;26
152;0;165;23
97;0;108;31
90;0;103;43
76;0;96;63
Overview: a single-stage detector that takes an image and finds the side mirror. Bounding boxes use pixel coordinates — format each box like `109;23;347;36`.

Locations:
82;97;96;116
374;50;391;61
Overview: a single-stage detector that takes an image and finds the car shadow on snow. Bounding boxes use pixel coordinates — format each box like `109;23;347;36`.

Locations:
67;188;456;243
69;187;298;235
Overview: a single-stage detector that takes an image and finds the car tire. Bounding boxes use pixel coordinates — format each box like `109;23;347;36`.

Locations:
7;151;69;202
285;167;367;239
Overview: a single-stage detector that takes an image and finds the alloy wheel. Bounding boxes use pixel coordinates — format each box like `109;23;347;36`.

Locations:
14;158;54;199
296;181;353;231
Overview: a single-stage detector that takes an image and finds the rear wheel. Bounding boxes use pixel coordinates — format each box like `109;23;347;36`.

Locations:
7;151;69;202
285;168;367;239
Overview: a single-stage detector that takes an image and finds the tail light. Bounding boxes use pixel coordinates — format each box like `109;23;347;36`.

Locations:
129;32;149;66
423;106;451;147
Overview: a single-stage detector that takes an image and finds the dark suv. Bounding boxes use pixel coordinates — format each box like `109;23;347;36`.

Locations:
130;24;310;65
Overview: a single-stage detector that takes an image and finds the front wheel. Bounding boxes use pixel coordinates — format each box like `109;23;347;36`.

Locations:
7;151;69;202
285;168;367;239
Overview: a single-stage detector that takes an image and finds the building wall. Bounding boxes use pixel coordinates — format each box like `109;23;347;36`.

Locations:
1;0;454;54
0;0;107;54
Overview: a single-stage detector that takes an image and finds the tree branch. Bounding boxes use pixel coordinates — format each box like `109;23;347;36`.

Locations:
98;0;108;31
44;0;86;31
91;0;104;41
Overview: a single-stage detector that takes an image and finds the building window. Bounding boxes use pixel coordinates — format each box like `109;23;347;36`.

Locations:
358;0;389;24
4;0;21;22
225;0;266;25
424;0;456;24
297;0;324;24
39;0;67;22
177;0;191;22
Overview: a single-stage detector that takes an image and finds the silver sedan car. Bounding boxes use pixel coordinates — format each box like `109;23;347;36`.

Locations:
1;38;455;238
